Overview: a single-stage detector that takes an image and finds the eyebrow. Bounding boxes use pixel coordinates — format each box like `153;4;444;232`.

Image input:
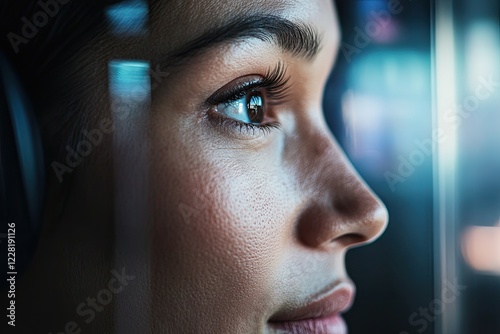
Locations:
161;15;322;67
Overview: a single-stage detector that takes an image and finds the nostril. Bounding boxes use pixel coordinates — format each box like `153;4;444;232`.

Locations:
332;233;367;248
295;195;389;250
334;182;389;242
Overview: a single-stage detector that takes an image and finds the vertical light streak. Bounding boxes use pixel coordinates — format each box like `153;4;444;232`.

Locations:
109;60;151;334
432;0;459;333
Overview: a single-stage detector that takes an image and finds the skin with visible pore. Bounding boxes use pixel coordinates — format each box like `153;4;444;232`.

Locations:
13;0;388;333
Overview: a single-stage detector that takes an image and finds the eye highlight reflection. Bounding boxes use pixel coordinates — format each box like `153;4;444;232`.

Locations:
215;91;265;124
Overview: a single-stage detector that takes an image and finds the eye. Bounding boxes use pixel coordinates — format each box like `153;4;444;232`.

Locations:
215;90;265;125
205;62;290;137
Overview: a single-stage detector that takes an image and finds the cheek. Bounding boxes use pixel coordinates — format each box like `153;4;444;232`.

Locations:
147;116;297;327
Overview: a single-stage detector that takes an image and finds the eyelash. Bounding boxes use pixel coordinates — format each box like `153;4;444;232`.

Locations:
206;62;291;136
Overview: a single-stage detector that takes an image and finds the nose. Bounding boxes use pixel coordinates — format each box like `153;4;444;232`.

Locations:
293;121;388;249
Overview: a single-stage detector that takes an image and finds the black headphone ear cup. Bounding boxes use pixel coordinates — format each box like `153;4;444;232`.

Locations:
0;51;45;285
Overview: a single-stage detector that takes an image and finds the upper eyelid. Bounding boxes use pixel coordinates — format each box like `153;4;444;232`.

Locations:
206;62;291;107
207;79;264;105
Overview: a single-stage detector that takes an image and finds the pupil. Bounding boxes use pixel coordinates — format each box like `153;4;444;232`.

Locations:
247;92;264;123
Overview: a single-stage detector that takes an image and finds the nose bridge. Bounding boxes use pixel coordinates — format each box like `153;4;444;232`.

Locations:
294;121;388;248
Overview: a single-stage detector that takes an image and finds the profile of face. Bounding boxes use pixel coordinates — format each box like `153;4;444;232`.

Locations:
18;0;388;333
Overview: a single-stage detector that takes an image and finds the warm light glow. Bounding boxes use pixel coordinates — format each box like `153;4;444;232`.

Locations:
462;224;500;274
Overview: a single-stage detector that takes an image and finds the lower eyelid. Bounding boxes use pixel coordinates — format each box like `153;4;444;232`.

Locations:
206;108;280;139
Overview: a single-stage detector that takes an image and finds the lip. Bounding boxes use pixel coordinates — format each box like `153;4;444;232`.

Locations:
268;280;355;334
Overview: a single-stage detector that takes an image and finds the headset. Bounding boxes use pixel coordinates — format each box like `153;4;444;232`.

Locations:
0;50;45;286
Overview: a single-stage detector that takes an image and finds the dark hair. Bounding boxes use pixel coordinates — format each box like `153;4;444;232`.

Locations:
1;0;124;166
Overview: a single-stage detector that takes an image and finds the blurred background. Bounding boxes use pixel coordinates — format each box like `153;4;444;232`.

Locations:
326;0;500;333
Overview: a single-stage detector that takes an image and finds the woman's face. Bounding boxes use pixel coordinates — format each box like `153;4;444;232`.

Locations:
142;0;388;333
47;0;388;333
